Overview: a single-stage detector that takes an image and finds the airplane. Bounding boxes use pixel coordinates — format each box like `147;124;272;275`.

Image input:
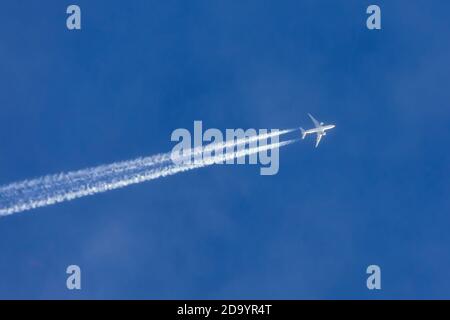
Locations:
300;114;335;148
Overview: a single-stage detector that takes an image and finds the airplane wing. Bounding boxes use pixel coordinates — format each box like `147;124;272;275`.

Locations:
308;113;320;128
315;133;322;148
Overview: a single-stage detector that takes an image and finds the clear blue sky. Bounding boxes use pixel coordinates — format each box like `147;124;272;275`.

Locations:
0;1;449;299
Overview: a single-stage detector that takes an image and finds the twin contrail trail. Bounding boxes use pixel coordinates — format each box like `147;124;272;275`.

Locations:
0;129;297;217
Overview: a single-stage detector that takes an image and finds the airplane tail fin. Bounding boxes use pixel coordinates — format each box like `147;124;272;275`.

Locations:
300;127;306;139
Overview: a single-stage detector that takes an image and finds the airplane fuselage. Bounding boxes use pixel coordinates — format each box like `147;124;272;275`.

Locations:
303;124;335;136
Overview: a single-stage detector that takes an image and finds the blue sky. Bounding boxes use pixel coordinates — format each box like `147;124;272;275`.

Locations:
0;0;450;299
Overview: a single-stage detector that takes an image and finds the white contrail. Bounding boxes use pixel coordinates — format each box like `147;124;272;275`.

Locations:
0;128;293;193
0;131;297;217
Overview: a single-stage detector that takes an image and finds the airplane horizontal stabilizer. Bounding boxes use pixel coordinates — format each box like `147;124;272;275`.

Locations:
300;128;306;139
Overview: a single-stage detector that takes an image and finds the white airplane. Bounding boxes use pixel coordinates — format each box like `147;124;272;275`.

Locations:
300;114;335;148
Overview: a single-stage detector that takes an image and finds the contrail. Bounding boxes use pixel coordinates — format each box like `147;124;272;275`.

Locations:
0;130;297;217
0;128;293;193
